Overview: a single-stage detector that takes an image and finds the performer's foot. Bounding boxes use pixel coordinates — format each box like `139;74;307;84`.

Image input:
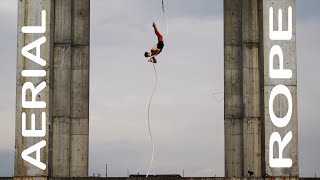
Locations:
152;57;157;63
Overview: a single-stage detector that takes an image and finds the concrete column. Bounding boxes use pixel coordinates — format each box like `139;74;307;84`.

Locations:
224;0;299;177
241;0;262;177
69;0;90;177
16;0;90;177
52;0;72;177
15;0;54;177
51;0;90;177
262;0;299;176
224;0;244;177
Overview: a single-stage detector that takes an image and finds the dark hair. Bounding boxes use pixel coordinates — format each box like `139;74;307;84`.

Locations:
144;52;149;57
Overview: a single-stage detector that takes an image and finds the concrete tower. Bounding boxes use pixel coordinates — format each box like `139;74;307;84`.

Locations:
52;0;90;177
224;0;298;177
15;0;90;178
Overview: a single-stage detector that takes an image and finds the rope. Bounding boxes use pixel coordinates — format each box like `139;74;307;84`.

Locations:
162;0;165;13
152;0;169;48
211;72;240;103
146;0;168;177
211;93;224;103
162;0;169;40
146;63;158;177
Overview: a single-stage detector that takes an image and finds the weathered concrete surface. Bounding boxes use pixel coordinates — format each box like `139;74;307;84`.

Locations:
224;0;262;177
48;178;320;180
52;0;72;177
15;0;54;177
13;178;48;180
224;119;243;177
52;0;90;177
261;0;299;176
241;0;262;177
5;177;318;180
69;0;90;177
224;0;244;177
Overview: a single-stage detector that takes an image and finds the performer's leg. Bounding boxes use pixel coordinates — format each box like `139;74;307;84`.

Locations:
153;22;163;40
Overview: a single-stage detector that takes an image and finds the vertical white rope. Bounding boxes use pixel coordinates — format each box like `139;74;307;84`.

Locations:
146;63;158;177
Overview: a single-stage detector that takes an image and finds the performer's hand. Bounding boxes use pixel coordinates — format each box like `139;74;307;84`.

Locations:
152;22;156;27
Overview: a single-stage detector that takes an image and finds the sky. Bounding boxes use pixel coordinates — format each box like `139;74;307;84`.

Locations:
0;0;319;177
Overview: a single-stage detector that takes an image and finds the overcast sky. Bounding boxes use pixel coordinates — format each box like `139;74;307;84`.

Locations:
0;0;319;177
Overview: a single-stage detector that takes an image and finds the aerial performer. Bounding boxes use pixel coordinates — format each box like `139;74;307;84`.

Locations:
144;22;164;63
145;1;167;176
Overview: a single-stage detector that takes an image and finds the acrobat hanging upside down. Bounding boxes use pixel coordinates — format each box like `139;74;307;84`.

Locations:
144;22;164;63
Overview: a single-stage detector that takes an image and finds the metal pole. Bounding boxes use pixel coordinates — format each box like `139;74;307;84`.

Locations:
106;164;108;177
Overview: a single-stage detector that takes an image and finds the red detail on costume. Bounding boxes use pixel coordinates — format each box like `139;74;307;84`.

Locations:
155;29;163;40
152;57;157;63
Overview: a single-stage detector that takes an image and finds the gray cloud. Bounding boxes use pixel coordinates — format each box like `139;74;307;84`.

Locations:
0;149;14;177
296;0;320;20
296;18;320;177
0;0;17;177
89;5;224;175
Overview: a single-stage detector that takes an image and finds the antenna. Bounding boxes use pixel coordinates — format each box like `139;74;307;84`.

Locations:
106;164;108;177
